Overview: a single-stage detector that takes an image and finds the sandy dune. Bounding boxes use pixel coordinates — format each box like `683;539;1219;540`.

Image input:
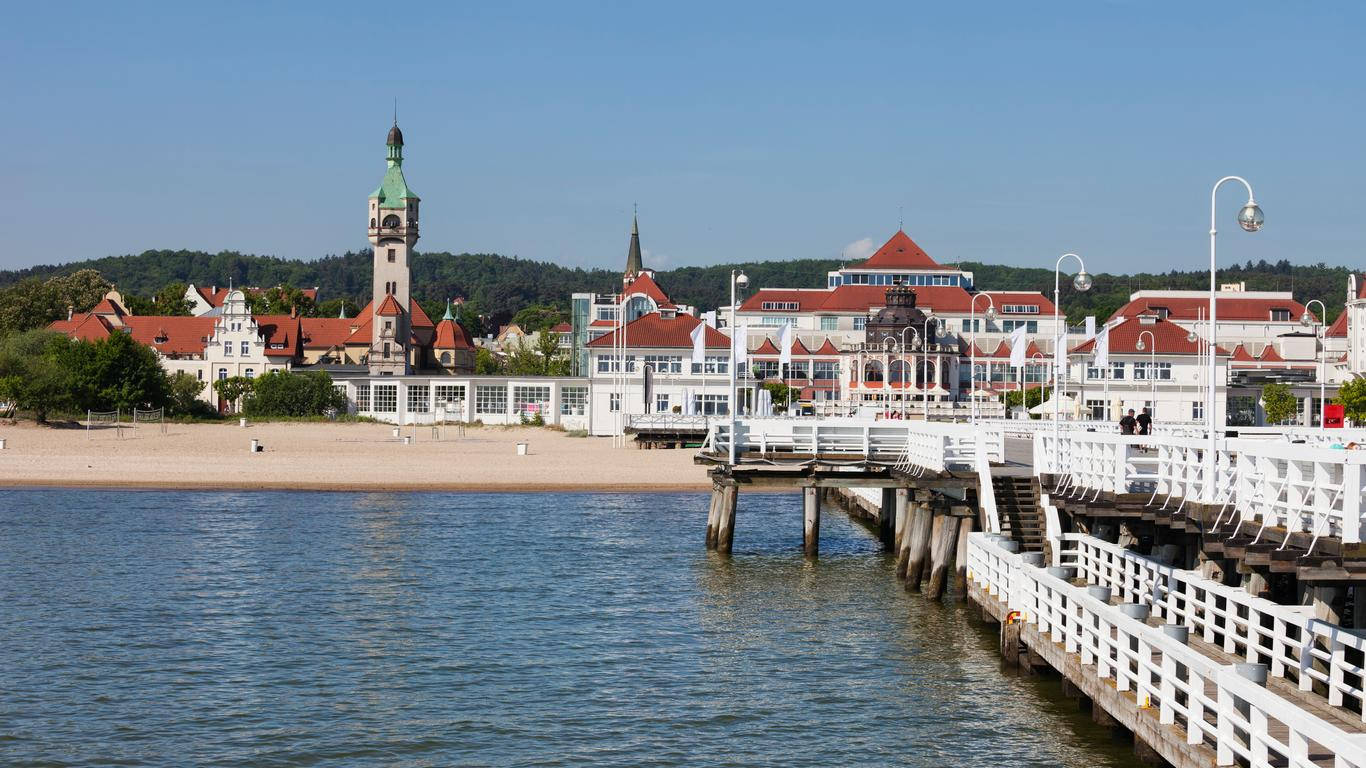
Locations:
0;421;712;492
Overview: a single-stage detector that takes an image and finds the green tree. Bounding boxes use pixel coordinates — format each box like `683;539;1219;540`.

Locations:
315;297;360;319
0;278;60;334
1003;386;1050;416
213;376;254;413
168;371;211;416
1336;379;1366;424
511;304;568;333
475;347;504;374
152;282;194;316
243;370;346;417
761;381;797;412
0;330;76;422
1261;382;1298;425
46;269;112;314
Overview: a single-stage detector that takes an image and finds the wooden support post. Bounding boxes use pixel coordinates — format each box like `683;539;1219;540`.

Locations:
895;489;911;577
892;488;908;554
953;516;974;595
926;512;961;600
705;484;722;549
879;488;895;548
803;486;820;556
1000;618;1021;668
716;483;737;554
905;503;934;590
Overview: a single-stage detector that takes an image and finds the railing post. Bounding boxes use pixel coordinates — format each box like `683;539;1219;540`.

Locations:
1343;461;1363;545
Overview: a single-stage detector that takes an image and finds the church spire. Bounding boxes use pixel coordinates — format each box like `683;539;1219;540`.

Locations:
386;120;404;166
624;209;643;280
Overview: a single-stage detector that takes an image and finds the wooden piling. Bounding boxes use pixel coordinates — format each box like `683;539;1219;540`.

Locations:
895;489;912;577
892;488;908;555
906;504;935;591
926;512;961;600
803;486;820;556
879;488;895;548
953;516;974;594
716;483;737;554
705;484;722;549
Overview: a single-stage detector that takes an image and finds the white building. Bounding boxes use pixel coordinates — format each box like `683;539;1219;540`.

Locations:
333;374;589;430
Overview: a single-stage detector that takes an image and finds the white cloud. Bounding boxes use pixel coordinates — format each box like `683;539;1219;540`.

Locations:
642;248;672;269
841;237;876;263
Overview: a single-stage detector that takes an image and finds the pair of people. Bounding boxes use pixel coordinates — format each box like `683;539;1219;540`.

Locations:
1119;407;1152;436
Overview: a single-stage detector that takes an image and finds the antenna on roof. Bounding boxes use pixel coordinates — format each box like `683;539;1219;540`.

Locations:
393;97;398;125
899;205;904;231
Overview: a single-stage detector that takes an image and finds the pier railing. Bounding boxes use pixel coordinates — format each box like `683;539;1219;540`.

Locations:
966;533;1366;767
706;418;1005;474
1056;534;1366;720
1036;430;1366;544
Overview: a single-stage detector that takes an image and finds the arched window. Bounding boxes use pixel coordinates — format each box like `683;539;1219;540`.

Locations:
863;360;884;382
624;295;654;322
917;360;936;388
889;359;911;383
370;218;376;228
440;352;451;365
382;214;401;229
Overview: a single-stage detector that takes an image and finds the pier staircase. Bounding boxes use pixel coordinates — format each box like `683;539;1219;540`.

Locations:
992;474;1045;553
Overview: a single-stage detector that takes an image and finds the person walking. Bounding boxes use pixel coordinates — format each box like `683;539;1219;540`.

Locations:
1136;407;1152;436
1119;408;1137;435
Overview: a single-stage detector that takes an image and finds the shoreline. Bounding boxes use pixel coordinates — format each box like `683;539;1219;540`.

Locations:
0;421;718;494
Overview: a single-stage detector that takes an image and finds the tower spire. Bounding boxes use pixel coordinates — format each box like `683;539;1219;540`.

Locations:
624;209;643;281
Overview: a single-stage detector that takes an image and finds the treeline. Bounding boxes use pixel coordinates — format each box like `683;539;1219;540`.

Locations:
1;248;1355;327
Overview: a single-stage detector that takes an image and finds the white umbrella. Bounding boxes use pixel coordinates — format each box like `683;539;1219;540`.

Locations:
1030;394;1077;416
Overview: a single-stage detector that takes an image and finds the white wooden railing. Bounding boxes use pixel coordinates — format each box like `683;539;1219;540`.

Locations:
967;534;1366;767
627;414;716;432
706;418;1005;474
1056;534;1366;721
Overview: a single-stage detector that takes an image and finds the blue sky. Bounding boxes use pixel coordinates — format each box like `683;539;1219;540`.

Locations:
2;2;1363;275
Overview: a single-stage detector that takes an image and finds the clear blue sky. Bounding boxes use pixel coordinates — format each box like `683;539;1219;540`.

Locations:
2;2;1363;275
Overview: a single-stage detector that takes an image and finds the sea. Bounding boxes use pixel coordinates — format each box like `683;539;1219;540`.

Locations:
0;489;1143;767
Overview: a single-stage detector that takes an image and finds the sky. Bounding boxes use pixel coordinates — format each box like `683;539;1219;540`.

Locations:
2;2;1363;276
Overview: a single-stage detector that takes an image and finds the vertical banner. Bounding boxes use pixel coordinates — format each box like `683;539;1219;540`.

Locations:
690;322;706;369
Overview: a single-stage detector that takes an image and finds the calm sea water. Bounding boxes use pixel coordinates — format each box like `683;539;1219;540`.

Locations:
0;490;1142;767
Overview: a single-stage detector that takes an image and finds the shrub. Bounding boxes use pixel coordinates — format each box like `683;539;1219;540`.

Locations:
243;370;347;418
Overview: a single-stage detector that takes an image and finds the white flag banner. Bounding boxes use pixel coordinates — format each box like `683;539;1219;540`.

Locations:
1094;325;1110;368
1084;316;1096;341
1008;325;1028;368
690;322;707;368
778;323;793;369
732;324;749;366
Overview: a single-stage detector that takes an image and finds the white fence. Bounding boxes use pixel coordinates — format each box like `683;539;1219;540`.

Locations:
706;418;1005;474
1037;430;1366;545
1056;534;1366;721
967;533;1366;767
627;414;716;432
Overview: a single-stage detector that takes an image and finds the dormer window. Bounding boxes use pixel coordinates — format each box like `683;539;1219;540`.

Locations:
1150;306;1170;320
1270;308;1291;322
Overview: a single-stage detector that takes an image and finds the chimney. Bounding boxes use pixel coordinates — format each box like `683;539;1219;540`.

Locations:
290;305;298;319
67;305;73;321
212;285;217;295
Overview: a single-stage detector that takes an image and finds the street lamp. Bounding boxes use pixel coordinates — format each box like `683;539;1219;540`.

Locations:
1053;253;1092;470
970;294;998;422
1136;330;1156;421
728;269;749;465
1302;299;1326;429
1206;177;1263;501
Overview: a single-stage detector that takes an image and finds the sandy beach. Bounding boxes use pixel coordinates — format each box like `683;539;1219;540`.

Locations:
0;421;712;492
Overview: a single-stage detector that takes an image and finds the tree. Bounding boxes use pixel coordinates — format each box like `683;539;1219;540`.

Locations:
315;297;360;320
1336;378;1366;424
761;381;797;413
1261;382;1297;425
0;278;60;334
0;330;76;422
46;269;112;314
150;282;194;316
243;370;346;417
511;304;568;333
1004;386;1050;416
475;347;504;375
213;376;254;413
168;371;212;417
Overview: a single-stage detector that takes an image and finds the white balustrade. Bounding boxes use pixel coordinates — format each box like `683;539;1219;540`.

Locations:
705;418;1004;475
967;533;1366;767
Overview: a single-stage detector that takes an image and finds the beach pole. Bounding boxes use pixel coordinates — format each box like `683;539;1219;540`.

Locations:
803;486;820;556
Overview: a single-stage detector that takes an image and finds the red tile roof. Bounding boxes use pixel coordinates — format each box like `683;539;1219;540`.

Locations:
754;337;780;355
254;315;301;358
1108;295;1306;323
586;313;729;349
1072;317;1203;356
623;272;671;305
1228;344;1257;362
1258;344;1284;362
980;291;1057;315
49;313;114;341
434;319;475;350
376;295;405;316
812;338;840;356
410;299;434;329
301;318;355;350
123;316;216;357
91;298;127;317
550;322;572;333
1326;310;1348;338
791;337;811;355
853;230;942;270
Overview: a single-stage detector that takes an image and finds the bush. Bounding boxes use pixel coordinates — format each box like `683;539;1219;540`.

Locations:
243;370;347;418
168;371;218;418
1261;382;1297;425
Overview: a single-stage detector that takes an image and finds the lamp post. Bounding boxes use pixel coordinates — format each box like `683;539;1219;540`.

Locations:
1136;330;1156;421
899;326;919;420
970;294;998;423
1302;300;1326;428
1053;254;1093;470
923;316;935;422
1206;177;1264;501
728;269;749;465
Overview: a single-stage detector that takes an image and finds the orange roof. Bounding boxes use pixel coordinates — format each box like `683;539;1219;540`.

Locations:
1259;344;1284;362
343;315;373;345
91;298;127;317
301;318;354;350
853;230;941;270
200;286;318;307
550;322;572;333
623;272;672;305
434;319;475;350
754;337;780;355
1109;295;1306;323
1229;344;1257;362
49;313;114;341
254;315;301;358
411;299;434;329
1072;317;1204;356
813;338;840;356
123;316;216;357
1326;310;1348;338
586;313;729;349
376;295;405;316
790;337;811;355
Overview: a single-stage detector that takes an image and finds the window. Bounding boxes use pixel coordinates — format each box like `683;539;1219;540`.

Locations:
788;361;810;380
863;360;884;382
1133;362;1172;381
1192;400;1203;420
407;384;430;413
223;341;233;356
642;355;683;374
383;342;391;358
1270;308;1291;322
240;341;250;356
434;385;465;409
440;352;451;365
820;316;839;331
609;393;621;412
962;319;981;333
758;316;797;327
1111;361;1124;380
387;248;396;263
244;368;254;379
197;369;203;381
217;368;227;381
853;317;867;330
596;307;619;322
752;361;780;379
384;321;393;333
1086;399;1107;420
356;383;370;410
513;385;551;415
690;355;728;375
560;386;587;415
655;394;670;412
475;384;507;415
813;361;837;380
597;354;618;373
1001;304;1040;314
693;394;729;415
1001;320;1038;333
760;301;800;311
370;384;397;413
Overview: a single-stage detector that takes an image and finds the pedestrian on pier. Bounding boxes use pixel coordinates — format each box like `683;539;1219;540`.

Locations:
1119;408;1137;435
1136;407;1152;436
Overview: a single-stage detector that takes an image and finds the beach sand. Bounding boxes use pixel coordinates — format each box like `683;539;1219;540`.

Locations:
0;421;712;492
